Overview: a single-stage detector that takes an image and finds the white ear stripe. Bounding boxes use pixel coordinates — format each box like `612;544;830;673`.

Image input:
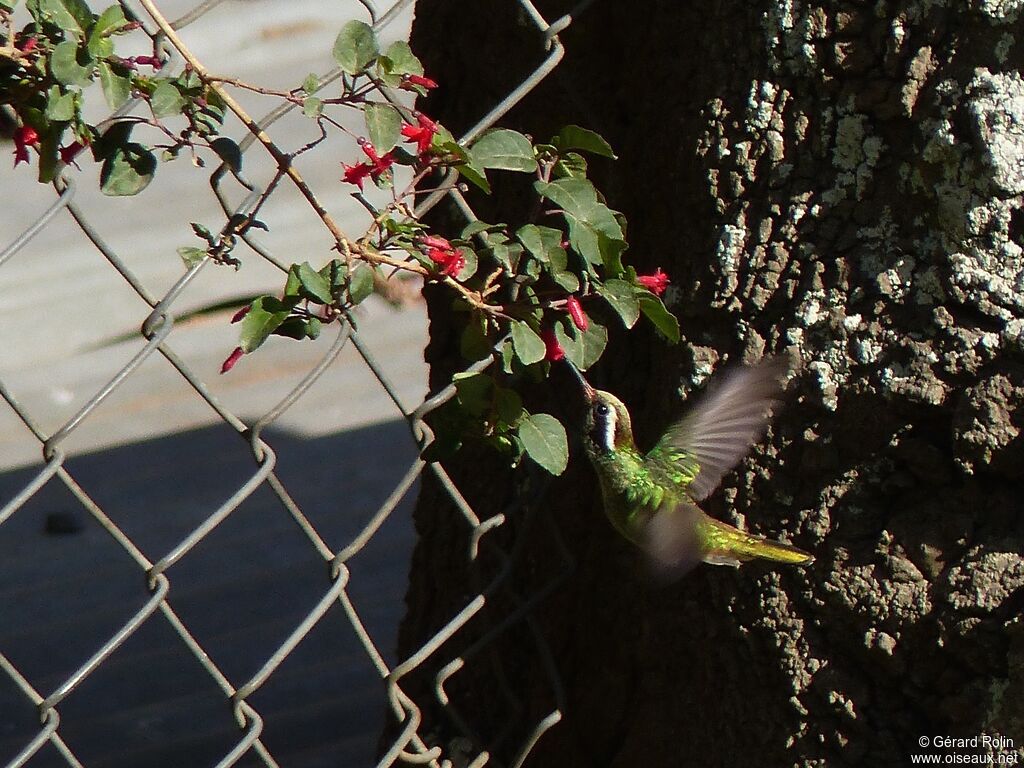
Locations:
601;406;617;452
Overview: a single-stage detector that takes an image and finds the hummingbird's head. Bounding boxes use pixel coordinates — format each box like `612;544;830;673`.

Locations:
584;389;634;456
564;363;634;456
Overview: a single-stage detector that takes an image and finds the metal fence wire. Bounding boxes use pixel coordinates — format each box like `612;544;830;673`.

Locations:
0;0;597;766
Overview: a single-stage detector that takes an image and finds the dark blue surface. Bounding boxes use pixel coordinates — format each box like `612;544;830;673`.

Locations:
0;420;418;767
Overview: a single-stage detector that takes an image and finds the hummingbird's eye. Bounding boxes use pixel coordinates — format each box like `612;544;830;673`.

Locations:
596;404;610;416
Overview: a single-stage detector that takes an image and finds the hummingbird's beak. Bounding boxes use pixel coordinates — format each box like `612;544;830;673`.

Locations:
564;361;596;401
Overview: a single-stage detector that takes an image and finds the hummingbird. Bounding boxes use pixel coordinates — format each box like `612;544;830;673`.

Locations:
568;357;813;579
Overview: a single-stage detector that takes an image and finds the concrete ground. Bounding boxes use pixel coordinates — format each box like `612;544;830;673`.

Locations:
1;1;429;765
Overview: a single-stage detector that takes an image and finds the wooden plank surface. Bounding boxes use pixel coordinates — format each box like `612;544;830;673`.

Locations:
1;2;429;765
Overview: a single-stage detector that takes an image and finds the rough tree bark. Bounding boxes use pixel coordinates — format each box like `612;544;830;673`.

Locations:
394;1;1024;765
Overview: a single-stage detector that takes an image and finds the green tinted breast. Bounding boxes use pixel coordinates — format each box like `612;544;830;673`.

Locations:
593;447;668;539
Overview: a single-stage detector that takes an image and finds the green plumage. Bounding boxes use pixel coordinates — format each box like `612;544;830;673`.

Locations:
571;358;814;577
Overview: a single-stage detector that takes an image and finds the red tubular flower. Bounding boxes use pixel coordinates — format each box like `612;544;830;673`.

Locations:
359;139;383;164
354;139;395;179
13;126;38;167
400;74;438;90
541;328;565;362
220;346;244;374
59;140;87;167
416;234;452;250
636;268;670;296
370;151;395;178
342;162;373;189
415;112;437;131
133;55;163;70
427;247;465;278
565;296;589;332
401;122;436;156
230;305;251;324
442;253;466;278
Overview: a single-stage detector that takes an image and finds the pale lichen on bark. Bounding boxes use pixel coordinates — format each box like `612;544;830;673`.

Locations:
699;0;1024;762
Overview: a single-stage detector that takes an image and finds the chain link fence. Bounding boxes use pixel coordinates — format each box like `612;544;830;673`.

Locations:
1;0;597;765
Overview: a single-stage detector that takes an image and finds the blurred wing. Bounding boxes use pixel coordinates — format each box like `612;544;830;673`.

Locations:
641;501;704;583
650;358;788;502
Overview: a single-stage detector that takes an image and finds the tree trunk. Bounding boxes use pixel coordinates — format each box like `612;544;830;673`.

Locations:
394;1;1024;765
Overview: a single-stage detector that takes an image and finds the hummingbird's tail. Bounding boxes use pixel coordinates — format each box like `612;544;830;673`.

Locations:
700;518;815;567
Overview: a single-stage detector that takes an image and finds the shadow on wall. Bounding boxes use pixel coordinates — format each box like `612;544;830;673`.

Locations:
0;419;418;768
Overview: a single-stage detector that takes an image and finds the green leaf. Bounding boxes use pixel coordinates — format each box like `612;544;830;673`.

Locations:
597;279;640;328
86;33;113;59
35;0;93;33
92;120;130;158
210;137;242;172
511;321;545;365
555;318;607;370
563;215;601;266
190;221;214;242
553;125;616;158
274;316;321;341
460;317;491;362
364;102;402;153
517;413;568;475
301;73;320;94
97;61;130;109
36;127;60;183
461;220;496;239
100;143;156;196
638;294;680;343
599;231;627;276
177;246;207;269
384;40;423;74
320;258;347;291
87;4;124;57
516;224;562;263
494;387;523;425
548;246;580;292
483;237;514;271
92;4;127;36
498;337;516;374
44;86;76;121
347;264;374;305
453;372;493;417
303;97;323;118
456;159;491;193
333;20;378;75
239;296;292;352
195;88;226;132
151;81;186;118
470;129;536;172
553;151;587;179
50;40;92;87
535;178;624;266
292;262;333;304
380;40;423;78
455;246;478;281
284;268;302;298
535;178;622;236
61;0;93;30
